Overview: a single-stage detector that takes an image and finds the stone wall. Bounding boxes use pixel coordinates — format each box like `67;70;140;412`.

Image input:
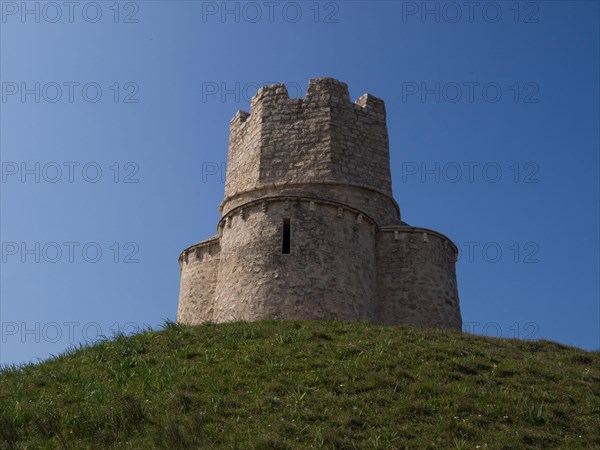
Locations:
212;198;378;323
177;237;220;324
222;78;399;226
221;183;401;229
177;78;462;330
376;227;461;329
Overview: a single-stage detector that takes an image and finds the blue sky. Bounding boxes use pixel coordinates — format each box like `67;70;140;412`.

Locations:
1;1;598;366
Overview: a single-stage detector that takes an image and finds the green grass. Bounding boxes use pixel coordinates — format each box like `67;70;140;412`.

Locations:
0;320;598;449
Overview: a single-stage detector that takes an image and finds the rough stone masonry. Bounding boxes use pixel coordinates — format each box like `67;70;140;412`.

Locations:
177;78;462;330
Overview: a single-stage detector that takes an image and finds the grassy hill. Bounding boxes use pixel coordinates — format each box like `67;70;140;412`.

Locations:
0;320;598;449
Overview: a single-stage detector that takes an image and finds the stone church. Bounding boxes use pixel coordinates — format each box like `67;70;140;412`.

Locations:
177;78;462;330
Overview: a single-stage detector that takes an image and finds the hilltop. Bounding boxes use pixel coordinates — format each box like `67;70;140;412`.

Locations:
0;321;598;449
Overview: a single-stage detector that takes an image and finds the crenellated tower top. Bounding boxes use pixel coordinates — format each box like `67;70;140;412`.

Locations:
221;78;401;226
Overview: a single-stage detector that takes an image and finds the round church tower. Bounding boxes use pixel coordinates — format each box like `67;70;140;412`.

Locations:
177;78;462;329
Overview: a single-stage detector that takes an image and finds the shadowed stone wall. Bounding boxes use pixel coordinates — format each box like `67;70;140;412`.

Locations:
376;228;461;329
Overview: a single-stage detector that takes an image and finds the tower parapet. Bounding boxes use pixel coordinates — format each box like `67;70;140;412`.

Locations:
222;78;400;226
178;78;462;330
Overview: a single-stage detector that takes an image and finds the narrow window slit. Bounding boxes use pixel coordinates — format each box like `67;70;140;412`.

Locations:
282;218;291;254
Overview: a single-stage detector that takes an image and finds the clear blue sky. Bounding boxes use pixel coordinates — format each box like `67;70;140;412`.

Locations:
1;1;598;366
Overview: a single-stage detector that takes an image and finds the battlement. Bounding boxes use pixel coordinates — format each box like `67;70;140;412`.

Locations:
231;78;386;128
224;78;394;224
